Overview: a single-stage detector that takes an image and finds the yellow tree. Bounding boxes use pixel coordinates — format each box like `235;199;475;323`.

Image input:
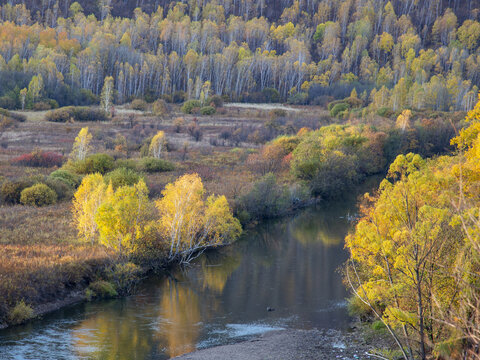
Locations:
149;131;166;159
396;109;412;132
95;180;150;257
72;173;110;244
27;74;44;103
70;127;92;161
202;195;242;245
156;174;241;262
345;153;459;360
156;174;205;259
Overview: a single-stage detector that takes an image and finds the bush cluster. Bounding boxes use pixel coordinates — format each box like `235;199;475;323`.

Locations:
45;106;108;122
49;169;82;188
20;183;57;206
205;95;224;108
8;301;34;325
181;100;201;114
238;173;308;221
0;108;26;122
129;99;148;111
66;153;115;174
85;280;118;300
11;150;64;167
1;179;32;204
1;170;80;205
138;157;175;173
152;99;168;116
200;105;216;115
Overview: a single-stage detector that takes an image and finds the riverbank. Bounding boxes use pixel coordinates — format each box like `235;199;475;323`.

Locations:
174;328;381;360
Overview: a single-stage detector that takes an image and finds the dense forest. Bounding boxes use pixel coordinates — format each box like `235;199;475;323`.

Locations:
0;0;480;110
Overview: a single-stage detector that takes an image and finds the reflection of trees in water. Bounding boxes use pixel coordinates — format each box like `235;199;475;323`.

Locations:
291;206;349;247
73;302;153;360
217;207;351;325
157;278;202;358
199;251;243;293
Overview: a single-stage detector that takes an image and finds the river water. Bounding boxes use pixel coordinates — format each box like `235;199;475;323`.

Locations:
0;186;372;360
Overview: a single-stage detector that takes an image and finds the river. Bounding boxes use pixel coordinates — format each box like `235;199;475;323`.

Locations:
0;183;374;360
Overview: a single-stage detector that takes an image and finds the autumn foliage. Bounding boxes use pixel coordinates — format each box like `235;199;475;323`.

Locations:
72;173;241;262
11;149;64;168
345;96;480;359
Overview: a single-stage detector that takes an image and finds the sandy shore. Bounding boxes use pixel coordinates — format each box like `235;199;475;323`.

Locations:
174;328;377;360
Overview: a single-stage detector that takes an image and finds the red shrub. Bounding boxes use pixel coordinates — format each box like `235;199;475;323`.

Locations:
11;150;64;168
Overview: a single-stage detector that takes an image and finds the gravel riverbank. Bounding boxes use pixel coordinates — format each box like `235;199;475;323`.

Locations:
174;328;380;360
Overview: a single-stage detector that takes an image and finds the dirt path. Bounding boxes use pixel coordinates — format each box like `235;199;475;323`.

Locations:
174;328;377;360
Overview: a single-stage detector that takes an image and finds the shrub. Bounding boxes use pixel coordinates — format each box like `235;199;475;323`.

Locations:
107;263;142;294
43;177;74;201
0;115;14;130
200;105;216;115
206;95;224;108
173;117;184;132
172;91;186;103
138;157;174;173
104;167;141;188
68;153;115;174
1;180;32;204
288;92;308;105
0;96;16;109
262;87;280;103
0;108;26;122
187;123;203;141
20;183;57;206
8;301;34;325
45;106;108;122
49;169;81;188
308;151;359;199
86;280;118;300
152;99;168;116
33;101;52;111
330;102;349;117
11;149;64;167
240;173;288;219
347;295;372;318
269;109;287;119
377;107;394;118
130;99;148;111
181;100;201;114
114;158;138;171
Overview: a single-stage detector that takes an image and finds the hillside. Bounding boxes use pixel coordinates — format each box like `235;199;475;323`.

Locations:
0;0;479;112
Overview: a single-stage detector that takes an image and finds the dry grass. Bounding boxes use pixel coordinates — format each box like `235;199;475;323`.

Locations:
0;242;112;311
0;202;113;322
0;203;75;245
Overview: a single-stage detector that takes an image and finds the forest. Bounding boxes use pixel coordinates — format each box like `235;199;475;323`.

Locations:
0;0;479;111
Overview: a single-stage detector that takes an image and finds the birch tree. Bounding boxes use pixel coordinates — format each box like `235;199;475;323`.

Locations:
70;127;92;161
100;76;114;114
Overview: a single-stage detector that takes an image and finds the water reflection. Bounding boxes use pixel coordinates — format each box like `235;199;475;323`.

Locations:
0;190;373;360
157;279;202;358
73;301;154;360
